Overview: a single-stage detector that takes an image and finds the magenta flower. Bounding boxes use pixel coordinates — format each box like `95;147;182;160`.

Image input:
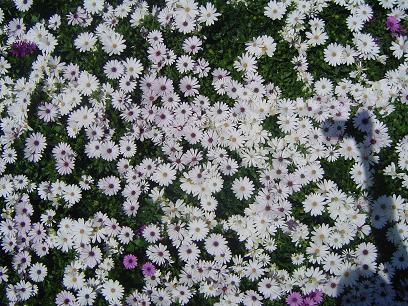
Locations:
141;262;156;277
386;16;402;34
11;40;38;57
123;254;137;270
286;292;303;306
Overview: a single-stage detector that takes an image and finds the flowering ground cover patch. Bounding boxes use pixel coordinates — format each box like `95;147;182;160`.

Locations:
0;0;408;305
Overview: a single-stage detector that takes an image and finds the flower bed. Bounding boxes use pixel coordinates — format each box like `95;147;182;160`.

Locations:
0;0;408;305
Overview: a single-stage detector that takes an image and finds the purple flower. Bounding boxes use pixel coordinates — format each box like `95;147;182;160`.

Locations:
123;254;137;270
137;224;146;236
286;219;298;231
11;40;38;57
141;262;156;277
306;290;323;304
386;16;402;34
301;297;316;306
286;292;303;306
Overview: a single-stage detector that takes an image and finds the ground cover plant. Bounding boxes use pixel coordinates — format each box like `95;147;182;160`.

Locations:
0;0;408;305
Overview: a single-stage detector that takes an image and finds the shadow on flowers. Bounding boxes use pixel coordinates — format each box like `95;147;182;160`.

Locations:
322;109;408;305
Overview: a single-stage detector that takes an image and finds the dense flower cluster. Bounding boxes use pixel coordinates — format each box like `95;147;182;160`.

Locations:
0;0;408;305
